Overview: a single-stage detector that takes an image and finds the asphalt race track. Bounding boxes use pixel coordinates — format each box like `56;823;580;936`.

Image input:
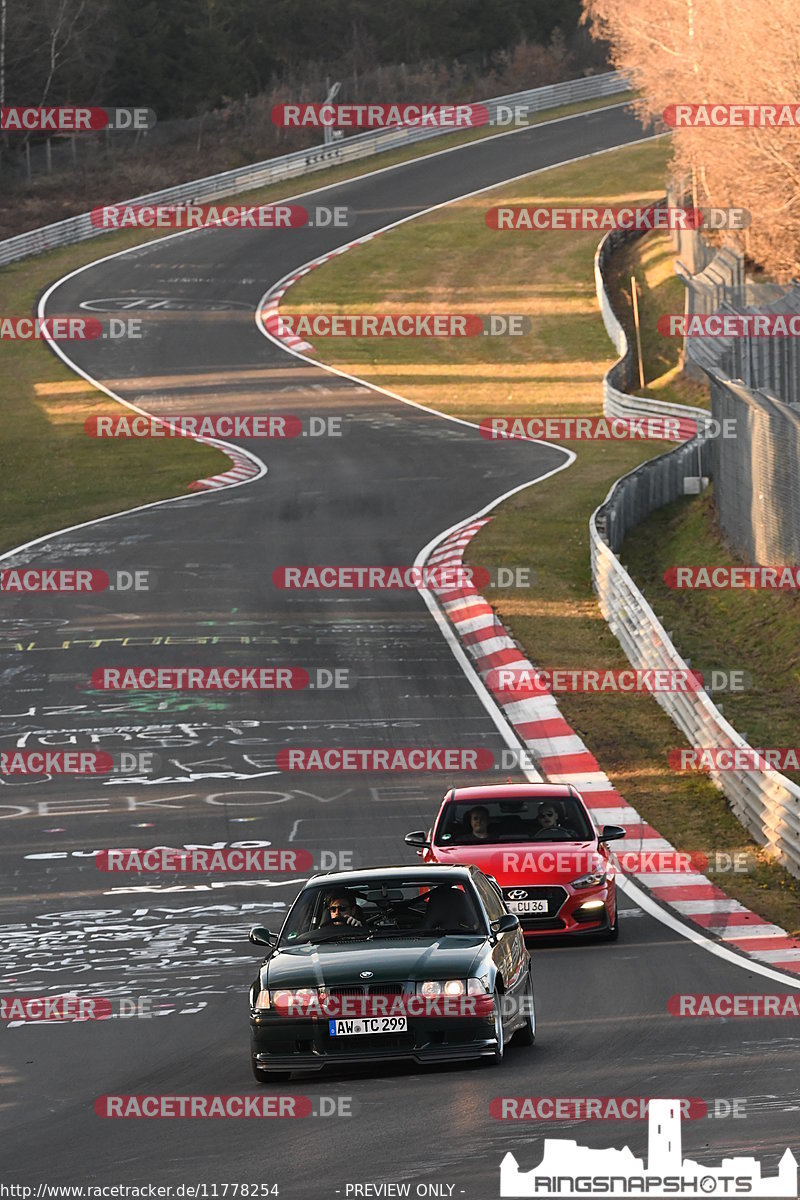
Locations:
2;103;799;1195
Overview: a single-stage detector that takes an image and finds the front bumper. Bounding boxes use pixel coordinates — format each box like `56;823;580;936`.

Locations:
513;883;615;938
250;1011;498;1070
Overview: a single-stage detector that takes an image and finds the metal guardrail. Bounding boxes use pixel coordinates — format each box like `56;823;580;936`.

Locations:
590;225;800;879
0;72;629;268
594;226;714;439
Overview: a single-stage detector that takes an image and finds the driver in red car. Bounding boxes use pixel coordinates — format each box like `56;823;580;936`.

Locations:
466;805;491;840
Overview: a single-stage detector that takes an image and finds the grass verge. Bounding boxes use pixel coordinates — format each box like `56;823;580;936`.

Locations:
284;137;800;933
0;94;631;556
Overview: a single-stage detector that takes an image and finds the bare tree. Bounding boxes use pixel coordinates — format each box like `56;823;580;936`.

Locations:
582;0;800;278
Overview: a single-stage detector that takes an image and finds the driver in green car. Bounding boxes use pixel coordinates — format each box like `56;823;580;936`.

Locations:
326;889;367;928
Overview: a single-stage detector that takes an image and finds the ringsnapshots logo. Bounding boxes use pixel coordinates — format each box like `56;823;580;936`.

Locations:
499;1099;797;1197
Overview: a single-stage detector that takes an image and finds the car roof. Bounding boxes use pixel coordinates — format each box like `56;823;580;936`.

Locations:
446;783;577;802
306;864;478;884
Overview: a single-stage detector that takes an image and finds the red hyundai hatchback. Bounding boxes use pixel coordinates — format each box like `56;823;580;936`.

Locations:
405;784;625;941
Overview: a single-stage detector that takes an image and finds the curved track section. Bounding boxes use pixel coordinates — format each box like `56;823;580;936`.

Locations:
3;105;799;1195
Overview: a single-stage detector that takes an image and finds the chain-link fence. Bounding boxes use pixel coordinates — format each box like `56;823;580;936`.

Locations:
591;223;800;881
676;235;800;564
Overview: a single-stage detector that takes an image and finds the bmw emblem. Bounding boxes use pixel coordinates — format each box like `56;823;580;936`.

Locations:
359;971;374;979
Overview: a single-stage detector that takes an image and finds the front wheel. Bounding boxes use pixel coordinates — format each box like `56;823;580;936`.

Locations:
490;990;505;1064
514;978;536;1046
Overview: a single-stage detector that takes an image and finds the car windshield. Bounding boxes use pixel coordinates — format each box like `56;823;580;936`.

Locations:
279;876;485;946
434;795;595;845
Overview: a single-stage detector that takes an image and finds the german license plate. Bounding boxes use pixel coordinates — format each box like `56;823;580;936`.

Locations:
328;1017;408;1036
508;899;548;914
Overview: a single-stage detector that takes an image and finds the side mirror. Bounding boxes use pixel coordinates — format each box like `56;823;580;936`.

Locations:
492;913;520;936
404;831;429;848
249;925;279;948
598;825;626;843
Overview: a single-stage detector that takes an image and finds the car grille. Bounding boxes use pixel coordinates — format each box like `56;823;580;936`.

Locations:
326;982;406;997
503;885;568;922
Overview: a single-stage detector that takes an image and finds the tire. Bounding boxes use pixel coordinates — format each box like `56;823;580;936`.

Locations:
490;990;505;1064
252;1059;292;1084
514;978;536;1046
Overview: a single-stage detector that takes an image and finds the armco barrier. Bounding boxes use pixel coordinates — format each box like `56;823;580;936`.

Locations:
0;72;629;268
590;226;800;879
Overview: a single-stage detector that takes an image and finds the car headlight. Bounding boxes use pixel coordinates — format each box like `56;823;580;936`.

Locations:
417;979;466;996
270;987;318;1010
467;977;489;995
255;988;271;1010
571;871;606;890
